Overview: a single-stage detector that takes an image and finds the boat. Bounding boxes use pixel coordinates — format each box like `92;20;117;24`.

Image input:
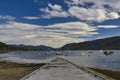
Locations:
100;49;103;53
103;50;113;55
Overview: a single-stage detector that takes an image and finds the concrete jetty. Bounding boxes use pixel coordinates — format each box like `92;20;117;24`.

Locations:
21;58;106;80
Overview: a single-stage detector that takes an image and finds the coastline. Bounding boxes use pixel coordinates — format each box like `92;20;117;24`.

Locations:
0;61;45;80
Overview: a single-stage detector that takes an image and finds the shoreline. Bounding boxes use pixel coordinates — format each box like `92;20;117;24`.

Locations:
86;67;120;80
0;61;45;80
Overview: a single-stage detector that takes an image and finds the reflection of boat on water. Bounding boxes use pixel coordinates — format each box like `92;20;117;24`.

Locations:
100;49;103;53
88;51;92;54
81;53;85;56
103;50;114;55
45;52;51;55
55;52;63;55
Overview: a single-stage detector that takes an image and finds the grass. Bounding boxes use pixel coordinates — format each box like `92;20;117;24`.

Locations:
0;61;45;80
87;67;120;80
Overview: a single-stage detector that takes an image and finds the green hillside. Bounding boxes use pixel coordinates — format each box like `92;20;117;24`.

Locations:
0;42;42;51
60;36;120;50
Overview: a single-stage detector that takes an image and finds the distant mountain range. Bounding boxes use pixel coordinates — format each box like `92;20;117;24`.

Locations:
0;42;18;51
60;36;120;50
17;44;55;51
36;45;55;51
0;36;120;51
0;42;55;51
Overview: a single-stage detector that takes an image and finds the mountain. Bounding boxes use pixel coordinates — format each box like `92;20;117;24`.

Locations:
36;45;55;51
60;36;120;50
16;44;55;51
0;42;55;51
0;43;42;51
0;42;8;51
12;44;43;51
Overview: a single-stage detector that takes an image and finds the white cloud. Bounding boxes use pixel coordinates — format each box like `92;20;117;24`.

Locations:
40;3;69;18
68;6;120;22
69;6;107;22
0;21;119;47
66;0;120;12
0;15;15;21
66;0;120;22
65;0;120;9
0;21;39;30
0;21;99;47
107;12;120;20
97;25;119;29
40;0;120;22
48;3;62;11
23;16;40;20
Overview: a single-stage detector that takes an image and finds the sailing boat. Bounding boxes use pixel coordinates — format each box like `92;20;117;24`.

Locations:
100;49;103;53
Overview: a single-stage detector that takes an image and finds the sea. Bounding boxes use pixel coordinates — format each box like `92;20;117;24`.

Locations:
0;50;120;71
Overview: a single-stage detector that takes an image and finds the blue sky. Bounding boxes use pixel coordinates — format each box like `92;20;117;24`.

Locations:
0;0;120;47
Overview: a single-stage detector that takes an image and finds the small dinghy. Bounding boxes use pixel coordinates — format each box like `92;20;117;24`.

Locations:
103;50;113;55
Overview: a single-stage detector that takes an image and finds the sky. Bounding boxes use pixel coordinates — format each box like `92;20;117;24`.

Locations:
0;0;120;48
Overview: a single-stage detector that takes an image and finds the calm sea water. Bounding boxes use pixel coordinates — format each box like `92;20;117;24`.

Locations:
0;50;120;71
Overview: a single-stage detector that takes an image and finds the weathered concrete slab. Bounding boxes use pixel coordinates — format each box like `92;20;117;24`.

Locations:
21;58;101;80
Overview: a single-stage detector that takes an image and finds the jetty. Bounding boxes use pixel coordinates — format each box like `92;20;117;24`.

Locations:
21;57;109;80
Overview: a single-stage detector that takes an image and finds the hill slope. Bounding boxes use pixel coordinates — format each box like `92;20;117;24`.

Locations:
16;44;55;51
60;36;120;50
0;42;55;51
36;45;56;51
0;42;42;51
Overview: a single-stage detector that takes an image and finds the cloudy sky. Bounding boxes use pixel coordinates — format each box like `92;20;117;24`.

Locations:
0;0;120;48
